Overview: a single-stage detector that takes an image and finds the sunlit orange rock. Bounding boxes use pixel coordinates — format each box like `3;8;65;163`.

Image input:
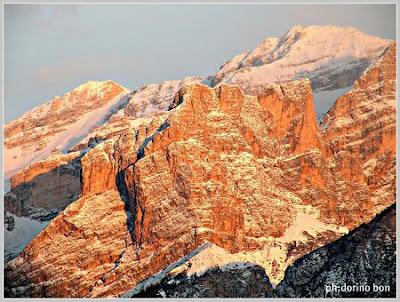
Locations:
321;43;396;215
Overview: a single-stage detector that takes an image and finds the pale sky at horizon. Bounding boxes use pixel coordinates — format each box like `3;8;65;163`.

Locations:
4;4;396;122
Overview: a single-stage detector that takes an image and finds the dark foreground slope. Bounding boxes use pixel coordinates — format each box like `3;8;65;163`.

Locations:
276;204;396;298
131;204;396;298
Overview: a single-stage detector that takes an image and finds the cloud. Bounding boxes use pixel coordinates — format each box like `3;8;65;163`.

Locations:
37;61;98;81
36;54;140;82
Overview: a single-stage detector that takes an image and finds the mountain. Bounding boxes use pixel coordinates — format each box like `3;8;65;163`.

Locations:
209;25;391;119
210;25;390;94
4;26;390;181
5;40;396;297
4;81;130;178
3;25;396;298
3;77;203;241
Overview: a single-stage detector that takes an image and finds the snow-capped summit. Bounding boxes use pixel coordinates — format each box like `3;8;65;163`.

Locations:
211;25;392;94
74;80;123;97
4;80;130;178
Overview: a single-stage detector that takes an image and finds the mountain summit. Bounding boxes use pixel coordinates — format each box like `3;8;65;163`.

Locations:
210;25;391;94
4;80;129;178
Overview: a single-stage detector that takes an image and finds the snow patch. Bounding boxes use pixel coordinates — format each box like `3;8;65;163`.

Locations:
280;205;348;244
61;92;131;152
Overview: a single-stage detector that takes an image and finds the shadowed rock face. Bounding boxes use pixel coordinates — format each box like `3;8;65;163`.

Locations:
4;152;82;218
4;43;396;298
130;204;395;298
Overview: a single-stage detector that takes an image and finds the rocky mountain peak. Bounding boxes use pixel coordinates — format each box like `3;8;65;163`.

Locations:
4;26;391;181
5;42;396;296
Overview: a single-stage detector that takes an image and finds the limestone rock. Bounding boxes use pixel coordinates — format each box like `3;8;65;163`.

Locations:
321;43;396;219
5;190;132;297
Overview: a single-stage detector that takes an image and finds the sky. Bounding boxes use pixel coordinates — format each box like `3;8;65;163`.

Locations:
4;4;396;122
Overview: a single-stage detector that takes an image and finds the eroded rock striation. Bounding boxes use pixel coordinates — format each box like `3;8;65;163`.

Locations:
5;190;132;297
322;43;396;219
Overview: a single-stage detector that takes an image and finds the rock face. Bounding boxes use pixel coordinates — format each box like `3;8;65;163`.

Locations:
129;204;396;298
321;43;396;219
210;25;391;95
5;40;396;297
5;190;133;297
4;80;129;178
